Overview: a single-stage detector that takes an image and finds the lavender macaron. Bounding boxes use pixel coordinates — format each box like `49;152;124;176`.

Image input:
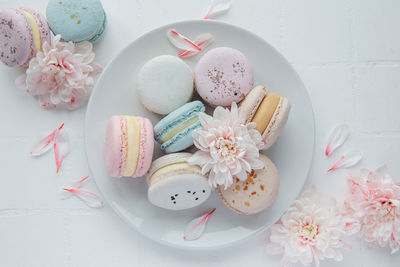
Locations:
195;47;254;107
0;8;50;67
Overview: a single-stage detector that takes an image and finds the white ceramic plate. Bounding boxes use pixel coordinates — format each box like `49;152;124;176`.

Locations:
85;20;314;250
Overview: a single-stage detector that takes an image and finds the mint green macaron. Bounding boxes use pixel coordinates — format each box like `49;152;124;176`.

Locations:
46;0;106;43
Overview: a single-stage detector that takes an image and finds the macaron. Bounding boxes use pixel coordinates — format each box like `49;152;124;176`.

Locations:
46;0;107;43
137;55;194;115
218;154;279;215
147;153;211;210
154;101;205;153
195;47;254;107
105;115;154;178
0;8;50;67
239;86;291;150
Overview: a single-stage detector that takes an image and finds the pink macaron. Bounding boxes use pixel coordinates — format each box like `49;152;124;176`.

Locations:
0;8;50;68
105;115;154;178
194;47;254;107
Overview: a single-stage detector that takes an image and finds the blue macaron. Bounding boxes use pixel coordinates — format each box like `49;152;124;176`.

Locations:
154;101;205;153
46;0;106;43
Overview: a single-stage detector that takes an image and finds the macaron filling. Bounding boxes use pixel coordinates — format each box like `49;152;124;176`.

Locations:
252;93;280;134
123;116;140;176
22;9;41;51
160;116;199;144
149;162;201;186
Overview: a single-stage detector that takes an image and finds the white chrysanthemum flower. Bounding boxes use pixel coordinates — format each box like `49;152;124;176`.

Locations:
188;102;265;189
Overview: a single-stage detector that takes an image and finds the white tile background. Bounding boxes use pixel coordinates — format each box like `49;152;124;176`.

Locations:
0;0;400;266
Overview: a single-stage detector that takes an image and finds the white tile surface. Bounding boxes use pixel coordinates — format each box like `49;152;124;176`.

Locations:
1;0;400;266
352;0;400;61
281;0;353;63
354;65;400;133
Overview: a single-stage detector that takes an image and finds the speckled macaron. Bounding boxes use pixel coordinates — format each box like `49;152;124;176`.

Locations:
46;0;107;43
0;8;50;67
217;154;279;215
195;47;254;107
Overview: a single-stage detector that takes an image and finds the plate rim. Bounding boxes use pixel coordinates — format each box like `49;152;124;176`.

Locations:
84;19;315;250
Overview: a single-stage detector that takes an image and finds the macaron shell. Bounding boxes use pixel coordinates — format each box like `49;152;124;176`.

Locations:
154;101;205;142
147;152;193;182
87;11;106;43
104;116;126;177
195;47;254;107
46;0;106;42
0;8;33;67
162;120;202;153
137;55;194;115
217;154;279;215
132;117;154;178
262;97;291;150
238;85;267;124
22;8;51;48
148;169;211;210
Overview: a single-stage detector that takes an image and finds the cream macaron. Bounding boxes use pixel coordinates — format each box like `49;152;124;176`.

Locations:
217;154;279;215
239;86;291;150
146;153;211;210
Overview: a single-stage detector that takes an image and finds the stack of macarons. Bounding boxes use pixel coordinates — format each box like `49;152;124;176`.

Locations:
103;46;291;215
0;0;107;68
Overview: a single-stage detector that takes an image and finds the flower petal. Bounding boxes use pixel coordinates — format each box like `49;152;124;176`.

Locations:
203;0;232;19
54;128;70;173
327;151;362;172
166;29;201;52
325;124;350;156
184;208;216;241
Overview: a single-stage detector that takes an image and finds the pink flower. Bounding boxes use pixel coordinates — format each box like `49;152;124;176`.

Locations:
344;166;400;254
188;102;265;189
266;186;358;267
16;35;102;109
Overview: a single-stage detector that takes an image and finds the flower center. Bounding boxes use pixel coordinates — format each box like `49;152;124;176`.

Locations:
299;224;319;242
380;200;397;220
215;137;239;161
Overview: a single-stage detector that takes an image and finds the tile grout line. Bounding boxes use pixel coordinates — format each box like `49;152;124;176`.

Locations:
277;0;286;54
63;213;72;267
347;0;359;132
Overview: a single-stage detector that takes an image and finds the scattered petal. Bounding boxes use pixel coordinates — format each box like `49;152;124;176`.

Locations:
60;176;92;199
73;175;90;187
61;176;103;208
325;124;350;156
327;151;362;172
30;123;64;156
166;29;201;52
54;129;69;173
184;208;216;241
204;0;231;19
62;188;103;208
179;33;214;58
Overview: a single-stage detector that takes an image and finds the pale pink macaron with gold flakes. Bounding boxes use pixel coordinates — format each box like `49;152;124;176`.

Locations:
105;115;154;178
